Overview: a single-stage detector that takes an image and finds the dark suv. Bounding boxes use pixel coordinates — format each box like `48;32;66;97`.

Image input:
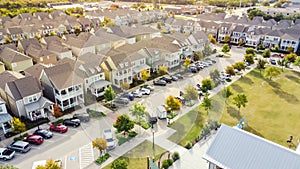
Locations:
63;118;81;127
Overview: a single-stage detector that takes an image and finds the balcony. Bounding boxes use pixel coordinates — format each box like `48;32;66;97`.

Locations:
55;89;83;101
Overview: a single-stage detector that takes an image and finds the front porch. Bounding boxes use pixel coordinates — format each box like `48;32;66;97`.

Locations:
0;114;13;135
89;80;112;97
25;97;54;121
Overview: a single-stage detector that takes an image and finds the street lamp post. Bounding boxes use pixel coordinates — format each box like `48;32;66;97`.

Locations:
152;124;155;158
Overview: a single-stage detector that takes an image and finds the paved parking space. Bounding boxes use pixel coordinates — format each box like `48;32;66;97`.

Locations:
79;143;94;169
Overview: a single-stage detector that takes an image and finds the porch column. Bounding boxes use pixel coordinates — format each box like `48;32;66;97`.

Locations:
1;123;5;134
40;109;46;118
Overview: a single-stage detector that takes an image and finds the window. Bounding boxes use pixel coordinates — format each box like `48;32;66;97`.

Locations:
28;95;37;103
61;90;67;95
68;87;73;92
114;79;118;85
125;62;128;67
119;63;124;68
86;79;88;84
0;106;3;113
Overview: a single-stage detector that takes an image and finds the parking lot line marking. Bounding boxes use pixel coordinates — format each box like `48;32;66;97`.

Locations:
44;140;54;143
31;147;41;150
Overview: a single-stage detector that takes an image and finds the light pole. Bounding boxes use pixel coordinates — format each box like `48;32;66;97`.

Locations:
152;124;155;158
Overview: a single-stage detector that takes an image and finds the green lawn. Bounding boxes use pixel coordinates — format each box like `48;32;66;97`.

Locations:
168;68;300;149
103;141;166;169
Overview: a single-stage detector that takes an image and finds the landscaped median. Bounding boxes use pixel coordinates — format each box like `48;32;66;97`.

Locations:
168;68;300;149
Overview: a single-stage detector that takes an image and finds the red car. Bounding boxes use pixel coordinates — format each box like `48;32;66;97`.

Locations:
23;135;44;145
49;124;68;133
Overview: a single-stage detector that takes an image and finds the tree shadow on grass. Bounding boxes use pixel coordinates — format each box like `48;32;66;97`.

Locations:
227;106;242;120
239;76;254;85
231;84;243;93
244;125;264;138
266;80;281;88
285;75;300;85
292;70;300;77
250;69;265;79
272;89;299;104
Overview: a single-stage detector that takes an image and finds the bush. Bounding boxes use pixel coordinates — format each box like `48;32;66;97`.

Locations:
13;133;29;142
167;159;173;166
185;141;193;149
95;153;111;165
128;131;137;137
172;152;180;161
141;122;151;129
161;159;170;169
167;112;177;119
52;119;64;125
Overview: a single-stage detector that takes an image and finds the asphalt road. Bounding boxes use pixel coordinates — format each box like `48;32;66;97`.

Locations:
3;47;245;169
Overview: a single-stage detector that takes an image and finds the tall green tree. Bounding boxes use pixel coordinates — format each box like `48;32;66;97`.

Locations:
129;103;148;122
277;59;286;72
92;138;108;155
257;59;268;74
183;58;191;70
244;54;254;64
264;66;281;80
222;44;230;53
233;93;248;114
223;86;233;104
262;48;271;58
208;34;216;44
12;117;26;136
201;93;212;115
294;57;300;67
232;62;246;71
113;114;134;136
225;66;236;76
245;48;256;55
104;86;116;107
201;78;214;92
209;69;221;85
183;86;198;101
165;95;182;111
193;50;204;61
111;159;128;169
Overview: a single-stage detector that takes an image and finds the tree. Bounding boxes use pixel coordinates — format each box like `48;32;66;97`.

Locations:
158;66;168;75
111;159;128;169
35;159;62;169
223;86;233;104
232;62;246;71
193;50;203;61
222;44;230;53
203;45;212;56
208;34;216;44
5;37;12;44
264;66;281;80
277;59;286;72
120;82;130;91
92;138;107;155
224;35;231;43
53;104;62;118
201;78;214;92
129;103;148;122
165;95;182;111
183;58;191;70
285;53;297;63
244;54;254;64
141;69;150;81
262;48;271;58
0;165;18;169
104;86;116;107
113;114;134;136
201;93;212;115
12;117;26;136
238;39;245;46
233;93;248;114
273;45;280;52
225;66;236;76
209;69;220;85
287;46;294;53
257;59;267;74
294;57;300;67
183;86;198;101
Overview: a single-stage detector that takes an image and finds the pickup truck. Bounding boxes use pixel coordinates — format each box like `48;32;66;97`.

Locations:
0;148;15;161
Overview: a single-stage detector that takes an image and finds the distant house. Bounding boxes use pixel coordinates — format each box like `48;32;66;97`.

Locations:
263;30;283;48
5;76;54;121
47;40;73;60
231;25;246;44
0;98;13;136
203;124;300;169
26;45;57;65
0;71;24;100
280;31;300;52
218;23;233;42
62;33;95;57
75;52;111;97
0;47;33;72
6;27;24;42
40;62;84;111
18;38;41;53
245;28;271;48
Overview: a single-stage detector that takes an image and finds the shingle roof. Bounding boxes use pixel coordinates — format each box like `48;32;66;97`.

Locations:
6;76;41;100
24;63;47;79
233;25;245;32
0;47;32;63
203;125;300;169
75;52;104;78
0;71;24;91
19;38;41;52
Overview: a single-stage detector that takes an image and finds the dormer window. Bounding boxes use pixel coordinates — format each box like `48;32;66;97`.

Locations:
28;95;37;103
0;106;3;113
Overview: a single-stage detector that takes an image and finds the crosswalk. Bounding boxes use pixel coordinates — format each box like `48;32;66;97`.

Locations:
79;143;94;169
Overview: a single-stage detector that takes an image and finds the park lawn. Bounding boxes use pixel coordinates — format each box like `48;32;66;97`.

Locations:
168;108;207;146
103;141;166;169
216;69;300;149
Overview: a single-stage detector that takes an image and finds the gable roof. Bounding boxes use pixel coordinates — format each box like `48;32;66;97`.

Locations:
75;52;104;78
203;125;300;169
24;63;47;79
0;71;24;91
19;38;41;52
0;47;32;63
6;76;41;100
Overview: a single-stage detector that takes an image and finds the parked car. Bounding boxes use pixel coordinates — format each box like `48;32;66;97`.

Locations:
160;76;172;83
174;74;183;80
49;124;68;133
113;98;129;105
157;105;167;119
63;118;81;128
204;60;213;65
270;59;276;65
175;96;186;104
153;80;167;86
103;129;116;150
171;75;178;81
0;148;15;161
23;135;44;145
120;93;134;101
7;141;31;153
33;129;53;139
211;59;217;63
279;53;285;58
73;113;90;122
137;88;151;95
189;66;198;73
143;85;154;91
131;91;143;98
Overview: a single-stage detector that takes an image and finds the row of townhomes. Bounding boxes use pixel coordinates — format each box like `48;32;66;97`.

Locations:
0;5;299;135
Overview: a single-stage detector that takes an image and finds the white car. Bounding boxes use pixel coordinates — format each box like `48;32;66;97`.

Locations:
143;85;154;91
131;91;142;98
137;88;151;95
103;129;116;150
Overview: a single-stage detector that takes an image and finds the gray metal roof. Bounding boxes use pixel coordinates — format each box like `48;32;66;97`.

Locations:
0;113;12;123
203;124;300;169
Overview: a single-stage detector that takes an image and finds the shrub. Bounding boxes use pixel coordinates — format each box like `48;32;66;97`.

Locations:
172;152;180;161
141;122;151;129
13;133;29;142
161;159;170;169
128;131;137;137
167;159;173;166
52;119;64;125
185;141;193;149
95;153;111;165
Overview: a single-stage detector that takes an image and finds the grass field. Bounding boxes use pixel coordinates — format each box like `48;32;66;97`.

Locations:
103;141;166;169
168;68;300;149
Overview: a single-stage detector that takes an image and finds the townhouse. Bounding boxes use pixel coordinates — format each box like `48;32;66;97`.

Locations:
230;25;246;44
0;47;33;72
0;98;13;136
217;23;233;42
